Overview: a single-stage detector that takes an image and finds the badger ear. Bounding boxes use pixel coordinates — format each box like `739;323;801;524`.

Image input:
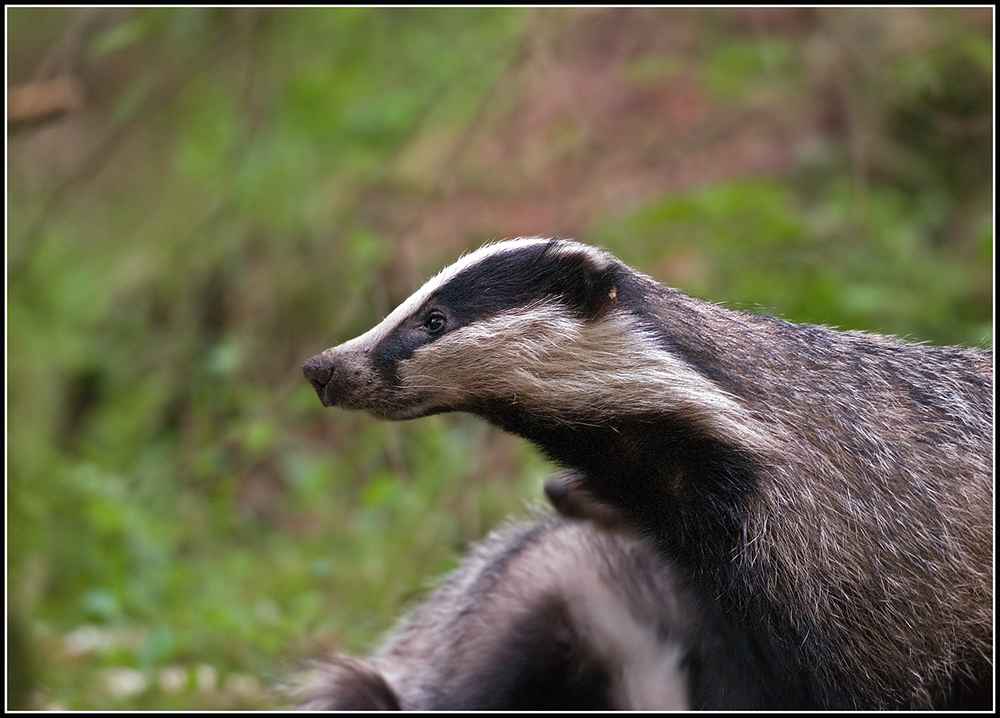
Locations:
558;252;621;322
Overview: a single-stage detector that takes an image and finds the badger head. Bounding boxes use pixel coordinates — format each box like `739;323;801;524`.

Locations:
304;238;645;420
303;237;770;450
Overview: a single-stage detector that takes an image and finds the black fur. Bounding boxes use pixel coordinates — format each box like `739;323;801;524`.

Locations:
483;405;845;709
450;594;616;711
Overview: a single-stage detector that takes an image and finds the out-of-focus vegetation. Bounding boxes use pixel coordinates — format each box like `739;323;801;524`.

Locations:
7;7;992;710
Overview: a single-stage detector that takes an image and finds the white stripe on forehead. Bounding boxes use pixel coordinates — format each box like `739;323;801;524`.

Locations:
332;237;610;353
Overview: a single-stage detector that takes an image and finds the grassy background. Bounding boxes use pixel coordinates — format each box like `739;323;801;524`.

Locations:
7;7;993;710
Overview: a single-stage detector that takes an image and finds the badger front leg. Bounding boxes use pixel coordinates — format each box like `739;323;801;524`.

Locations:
544;469;631;533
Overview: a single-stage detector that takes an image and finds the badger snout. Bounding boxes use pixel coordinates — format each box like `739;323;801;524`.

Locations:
302;353;339;407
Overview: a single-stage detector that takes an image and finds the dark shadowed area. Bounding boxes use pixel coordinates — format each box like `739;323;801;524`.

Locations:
7;7;993;710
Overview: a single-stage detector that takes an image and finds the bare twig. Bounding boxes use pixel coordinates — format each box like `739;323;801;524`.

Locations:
30;6;110;81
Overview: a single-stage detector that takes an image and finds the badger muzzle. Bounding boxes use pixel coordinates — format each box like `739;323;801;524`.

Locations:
302;353;342;407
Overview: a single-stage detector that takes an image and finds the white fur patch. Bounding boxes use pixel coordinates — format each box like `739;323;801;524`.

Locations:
565;572;690;711
398;300;776;451
532;527;691;711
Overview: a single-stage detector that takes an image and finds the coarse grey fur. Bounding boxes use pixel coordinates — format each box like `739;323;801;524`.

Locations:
295;515;724;711
302;237;994;709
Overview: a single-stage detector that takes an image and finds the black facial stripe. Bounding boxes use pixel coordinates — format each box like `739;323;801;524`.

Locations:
371;323;425;384
369;243;624;380
428;243;622;328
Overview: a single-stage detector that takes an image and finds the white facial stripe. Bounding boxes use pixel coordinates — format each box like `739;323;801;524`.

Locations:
372;520;690;710
534;529;690;710
567;579;689;711
397;302;775;450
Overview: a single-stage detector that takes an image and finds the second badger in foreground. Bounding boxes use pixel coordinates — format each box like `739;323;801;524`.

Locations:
303;238;993;709
297;516;751;711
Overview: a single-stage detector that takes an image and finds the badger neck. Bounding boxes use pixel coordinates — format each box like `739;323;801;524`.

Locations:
473;402;851;709
480;404;756;584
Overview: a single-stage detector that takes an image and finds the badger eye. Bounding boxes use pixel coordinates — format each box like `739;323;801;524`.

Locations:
423;311;446;334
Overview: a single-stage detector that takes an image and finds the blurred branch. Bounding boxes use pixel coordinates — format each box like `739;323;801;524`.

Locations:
7;76;85;124
11;9;268;281
30;6;110;81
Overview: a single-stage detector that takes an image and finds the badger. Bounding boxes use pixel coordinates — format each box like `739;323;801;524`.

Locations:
296;513;760;711
302;237;994;709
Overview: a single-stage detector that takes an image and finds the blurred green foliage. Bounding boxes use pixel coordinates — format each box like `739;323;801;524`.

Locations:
7;7;993;710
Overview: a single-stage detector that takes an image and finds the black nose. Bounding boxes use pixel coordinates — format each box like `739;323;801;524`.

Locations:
302;353;336;404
